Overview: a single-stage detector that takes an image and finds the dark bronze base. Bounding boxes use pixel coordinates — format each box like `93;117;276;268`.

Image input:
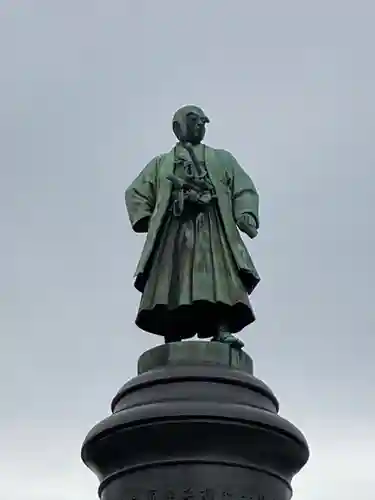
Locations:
81;342;309;500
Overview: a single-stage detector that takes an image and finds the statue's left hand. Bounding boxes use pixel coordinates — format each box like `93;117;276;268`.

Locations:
133;216;150;233
237;214;258;239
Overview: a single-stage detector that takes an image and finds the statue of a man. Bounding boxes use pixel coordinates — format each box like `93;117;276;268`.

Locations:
125;105;260;349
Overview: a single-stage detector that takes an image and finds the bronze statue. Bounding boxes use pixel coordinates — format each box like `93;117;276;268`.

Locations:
125;105;260;349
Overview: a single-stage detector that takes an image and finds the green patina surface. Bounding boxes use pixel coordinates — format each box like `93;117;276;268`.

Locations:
126;105;260;350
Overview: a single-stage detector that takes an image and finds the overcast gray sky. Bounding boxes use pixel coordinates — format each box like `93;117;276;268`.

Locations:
1;1;374;499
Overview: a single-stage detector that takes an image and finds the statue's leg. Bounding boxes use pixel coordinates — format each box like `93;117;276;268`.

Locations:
211;326;244;350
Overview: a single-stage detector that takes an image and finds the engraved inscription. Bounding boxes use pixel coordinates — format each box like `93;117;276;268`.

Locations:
121;488;275;500
147;491;157;500
166;490;176;500
221;491;233;500
200;489;215;500
182;488;195;500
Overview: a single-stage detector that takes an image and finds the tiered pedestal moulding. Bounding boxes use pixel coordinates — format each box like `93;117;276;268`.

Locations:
82;341;309;500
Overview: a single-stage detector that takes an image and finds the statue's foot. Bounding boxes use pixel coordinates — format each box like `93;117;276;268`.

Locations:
164;335;183;344
211;332;244;350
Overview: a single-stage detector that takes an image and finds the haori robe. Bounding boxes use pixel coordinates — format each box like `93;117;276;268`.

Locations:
125;143;260;340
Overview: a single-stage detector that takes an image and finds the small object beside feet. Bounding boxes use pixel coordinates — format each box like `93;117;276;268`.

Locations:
212;330;244;350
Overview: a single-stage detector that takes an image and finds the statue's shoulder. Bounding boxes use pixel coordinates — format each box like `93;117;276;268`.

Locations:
143;152;170;173
151;152;167;164
156;148;174;164
205;145;237;168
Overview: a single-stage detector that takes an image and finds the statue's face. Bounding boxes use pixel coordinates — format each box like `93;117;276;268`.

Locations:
184;111;208;144
172;106;210;144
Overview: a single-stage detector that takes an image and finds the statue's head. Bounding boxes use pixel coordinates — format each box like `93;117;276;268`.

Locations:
172;105;210;145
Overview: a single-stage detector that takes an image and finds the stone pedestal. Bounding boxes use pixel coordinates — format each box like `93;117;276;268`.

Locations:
81;342;309;500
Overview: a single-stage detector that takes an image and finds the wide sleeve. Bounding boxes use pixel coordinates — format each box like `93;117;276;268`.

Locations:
227;151;259;230
125;156;159;233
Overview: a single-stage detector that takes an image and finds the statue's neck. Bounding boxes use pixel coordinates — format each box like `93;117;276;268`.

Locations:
175;142;205;165
176;141;204;150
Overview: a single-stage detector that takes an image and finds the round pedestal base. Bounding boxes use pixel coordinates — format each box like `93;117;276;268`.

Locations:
82;342;309;500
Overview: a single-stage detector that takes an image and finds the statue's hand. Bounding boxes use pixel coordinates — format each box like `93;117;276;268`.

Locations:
133;216;150;233
186;190;212;205
186;189;199;203
237;213;258;239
